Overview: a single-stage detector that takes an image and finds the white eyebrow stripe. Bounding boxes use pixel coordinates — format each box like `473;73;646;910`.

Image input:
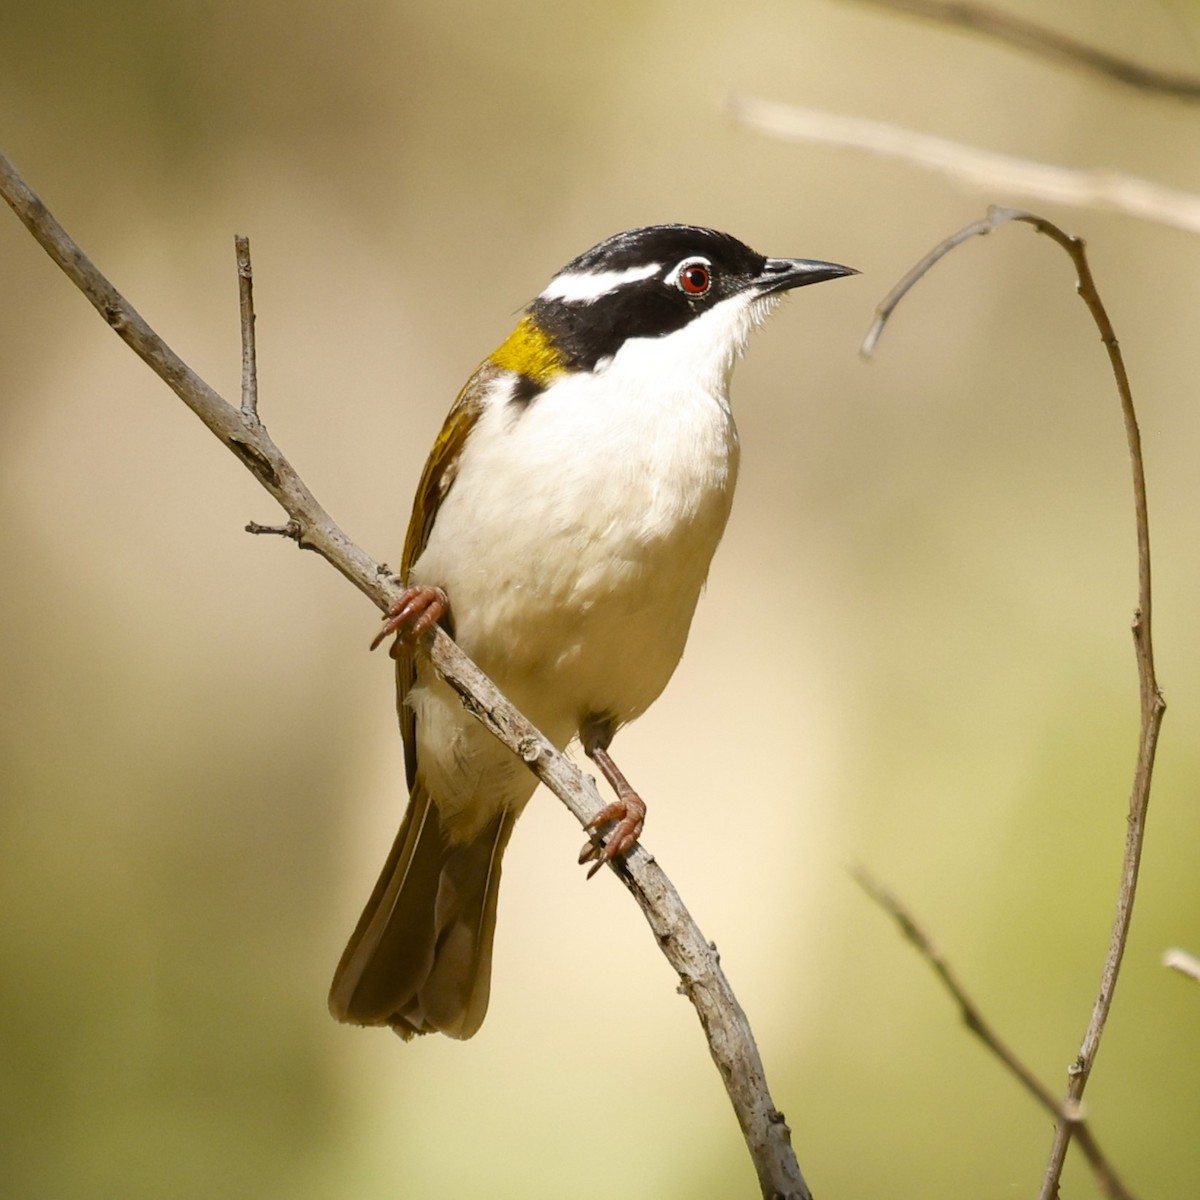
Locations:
539;261;661;302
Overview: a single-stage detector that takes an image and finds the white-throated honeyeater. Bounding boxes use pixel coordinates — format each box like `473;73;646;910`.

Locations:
329;225;855;1039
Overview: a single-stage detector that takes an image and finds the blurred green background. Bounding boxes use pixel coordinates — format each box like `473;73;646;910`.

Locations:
2;1;1198;1196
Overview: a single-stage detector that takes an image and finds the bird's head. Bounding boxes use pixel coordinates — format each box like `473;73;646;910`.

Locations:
489;224;856;401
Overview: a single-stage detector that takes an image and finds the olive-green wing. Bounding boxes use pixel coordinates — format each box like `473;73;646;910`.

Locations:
396;365;492;789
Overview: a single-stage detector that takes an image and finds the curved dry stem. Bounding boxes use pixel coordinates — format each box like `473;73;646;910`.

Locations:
866;206;1164;1200
846;0;1200;100
0;149;812;1200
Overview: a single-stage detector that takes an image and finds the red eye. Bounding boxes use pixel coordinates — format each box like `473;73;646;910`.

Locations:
678;262;711;295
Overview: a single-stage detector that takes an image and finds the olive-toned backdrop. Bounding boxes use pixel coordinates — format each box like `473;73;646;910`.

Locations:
2;2;1198;1196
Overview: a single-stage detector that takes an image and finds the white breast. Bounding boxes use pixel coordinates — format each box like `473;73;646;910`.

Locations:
421;293;771;706
408;292;764;833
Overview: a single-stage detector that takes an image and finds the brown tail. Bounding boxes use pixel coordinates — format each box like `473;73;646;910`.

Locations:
329;782;514;1039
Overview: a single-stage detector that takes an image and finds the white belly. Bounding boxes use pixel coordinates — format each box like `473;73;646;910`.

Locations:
408;362;739;839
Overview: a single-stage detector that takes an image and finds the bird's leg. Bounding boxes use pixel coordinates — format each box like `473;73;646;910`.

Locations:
578;716;647;879
370;585;449;652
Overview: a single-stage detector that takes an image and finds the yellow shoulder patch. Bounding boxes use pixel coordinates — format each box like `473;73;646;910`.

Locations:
488;316;565;386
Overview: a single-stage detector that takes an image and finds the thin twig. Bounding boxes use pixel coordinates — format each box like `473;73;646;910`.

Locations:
725;96;1200;238
860;211;996;357
854;869;1060;1113
0;149;812;1200
1163;947;1200;984
235;234;259;422
845;0;1200;100
866;206;1165;1200
245;519;301;540
855;869;1136;1200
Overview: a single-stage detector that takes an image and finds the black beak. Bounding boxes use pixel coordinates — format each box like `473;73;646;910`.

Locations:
757;257;858;296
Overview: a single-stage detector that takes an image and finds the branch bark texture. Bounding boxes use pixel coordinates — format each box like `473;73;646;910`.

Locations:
0;150;812;1200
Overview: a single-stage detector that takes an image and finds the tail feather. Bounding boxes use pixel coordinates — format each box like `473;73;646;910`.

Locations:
329;783;513;1039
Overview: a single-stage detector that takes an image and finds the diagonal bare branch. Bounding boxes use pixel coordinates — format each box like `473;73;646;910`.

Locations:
725;96;1200;238
0;148;813;1200
856;869;1136;1200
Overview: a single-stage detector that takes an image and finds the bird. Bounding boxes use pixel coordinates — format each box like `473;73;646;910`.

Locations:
328;224;855;1039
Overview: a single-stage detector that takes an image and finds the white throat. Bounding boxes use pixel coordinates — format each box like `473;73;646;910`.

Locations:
595;289;781;404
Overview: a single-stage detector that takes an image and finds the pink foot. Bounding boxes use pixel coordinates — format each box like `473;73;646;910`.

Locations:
369;586;449;652
578;793;647;879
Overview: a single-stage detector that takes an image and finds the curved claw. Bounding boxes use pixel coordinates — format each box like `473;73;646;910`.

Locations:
577;796;646;879
370;586;448;652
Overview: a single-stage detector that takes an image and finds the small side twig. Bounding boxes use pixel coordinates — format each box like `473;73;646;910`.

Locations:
1163;948;1200;984
235;234;259;422
855;869;1135;1200
724;96;1200;238
245;519;301;540
844;0;1200;101
865;206;1165;1200
0;148;811;1200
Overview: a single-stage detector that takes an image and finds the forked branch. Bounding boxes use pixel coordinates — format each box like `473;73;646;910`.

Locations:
855;870;1135;1200
865;206;1165;1200
0;150;812;1200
